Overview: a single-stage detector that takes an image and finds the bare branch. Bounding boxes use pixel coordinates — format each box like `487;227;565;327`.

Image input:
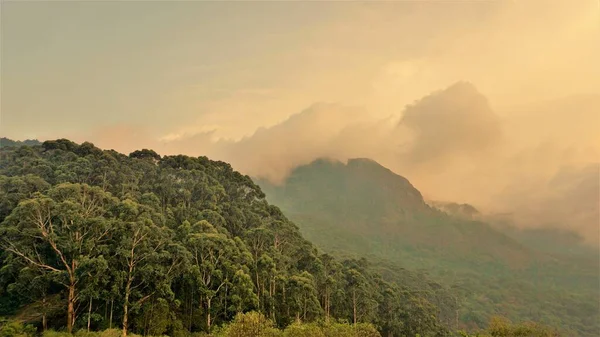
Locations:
4;244;62;273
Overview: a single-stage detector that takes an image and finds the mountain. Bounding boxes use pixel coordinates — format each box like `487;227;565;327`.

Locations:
257;158;600;336
258;158;533;270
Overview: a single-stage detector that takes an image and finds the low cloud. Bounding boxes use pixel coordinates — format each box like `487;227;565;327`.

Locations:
80;81;598;243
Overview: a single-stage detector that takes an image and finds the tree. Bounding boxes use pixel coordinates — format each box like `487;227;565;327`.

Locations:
286;272;322;323
487;316;559;337
184;220;252;332
344;267;367;325
0;183;116;333
112;199;179;337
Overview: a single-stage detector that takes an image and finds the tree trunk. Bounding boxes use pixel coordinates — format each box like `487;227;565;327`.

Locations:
270;279;276;321
303;296;307;320
223;285;227;322
143;309;149;337
67;279;76;333
88;298;93;332
255;270;260;310
42;296;48;331
206;297;212;332
352;289;357;325
147;298;156;337
325;286;330;323
123;278;132;337
189;288;194;331
109;299;114;329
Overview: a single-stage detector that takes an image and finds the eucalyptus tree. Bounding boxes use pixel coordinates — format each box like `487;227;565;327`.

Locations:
0;183;117;333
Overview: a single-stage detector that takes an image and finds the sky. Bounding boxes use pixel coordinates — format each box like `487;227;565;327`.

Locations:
1;0;599;241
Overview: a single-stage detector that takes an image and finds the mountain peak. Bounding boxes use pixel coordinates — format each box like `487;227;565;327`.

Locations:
260;157;428;220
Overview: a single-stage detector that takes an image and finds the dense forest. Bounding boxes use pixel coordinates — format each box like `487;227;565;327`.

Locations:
0;140;564;337
0;138;41;149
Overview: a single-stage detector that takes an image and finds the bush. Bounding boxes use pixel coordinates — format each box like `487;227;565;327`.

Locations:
221;312;281;337
283;323;325;337
352;324;380;337
98;329;121;337
321;322;381;337
0;321;36;337
75;331;101;337
42;331;72;337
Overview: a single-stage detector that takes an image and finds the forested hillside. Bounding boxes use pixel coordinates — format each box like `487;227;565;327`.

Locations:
0;139;461;336
0;138;41;148
258;158;600;336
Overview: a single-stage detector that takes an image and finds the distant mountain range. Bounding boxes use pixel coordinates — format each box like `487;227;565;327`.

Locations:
256;157;600;335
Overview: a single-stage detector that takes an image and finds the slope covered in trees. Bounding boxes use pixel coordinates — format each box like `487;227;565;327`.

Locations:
0;138;41;148
257;158;600;336
0;139;459;336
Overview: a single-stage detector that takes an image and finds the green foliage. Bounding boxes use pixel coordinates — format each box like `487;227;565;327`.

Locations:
487;316;559;337
220;312;280;337
97;329;122;337
320;322;380;337
74;331;101;337
283;323;325;337
0;320;36;337
0;138;41;149
42;331;73;337
279;321;381;337
0;140;449;336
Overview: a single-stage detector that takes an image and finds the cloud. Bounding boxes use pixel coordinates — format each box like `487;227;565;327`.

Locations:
206;102;374;183
78;80;598;243
21;0;597;243
493;163;600;245
397;81;502;168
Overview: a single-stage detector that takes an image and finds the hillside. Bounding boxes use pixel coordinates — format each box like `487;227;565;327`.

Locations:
257;158;600;336
0;138;41;148
0;139;456;336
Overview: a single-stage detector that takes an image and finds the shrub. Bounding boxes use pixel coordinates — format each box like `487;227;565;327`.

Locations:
0;321;36;337
75;331;101;337
42;331;72;337
98;329;121;337
221;312;281;337
283;323;325;337
321;322;381;337
353;323;380;337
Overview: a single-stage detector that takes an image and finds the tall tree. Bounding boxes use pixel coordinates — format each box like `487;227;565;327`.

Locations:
0;183;116;333
112;199;180;337
184;220;253;332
